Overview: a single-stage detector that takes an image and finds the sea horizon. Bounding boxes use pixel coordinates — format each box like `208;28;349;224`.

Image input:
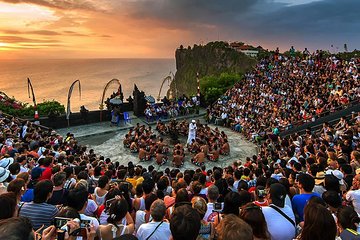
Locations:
0;58;175;112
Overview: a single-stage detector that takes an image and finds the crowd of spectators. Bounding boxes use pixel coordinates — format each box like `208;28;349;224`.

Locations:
144;95;200;122
208;50;359;142
0;49;360;240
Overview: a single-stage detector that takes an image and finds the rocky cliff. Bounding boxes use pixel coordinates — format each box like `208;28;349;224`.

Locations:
170;41;256;97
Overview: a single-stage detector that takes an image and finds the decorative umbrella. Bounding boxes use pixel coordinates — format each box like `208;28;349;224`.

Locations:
109;97;122;105
145;95;155;104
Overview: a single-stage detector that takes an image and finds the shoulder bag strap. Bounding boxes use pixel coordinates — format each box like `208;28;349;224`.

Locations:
17;202;25;217
145;221;163;240
269;205;296;227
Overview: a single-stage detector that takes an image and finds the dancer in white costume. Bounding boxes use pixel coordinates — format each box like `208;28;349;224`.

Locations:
187;120;197;144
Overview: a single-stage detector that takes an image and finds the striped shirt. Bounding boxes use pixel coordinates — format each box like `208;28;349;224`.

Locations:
19;202;58;230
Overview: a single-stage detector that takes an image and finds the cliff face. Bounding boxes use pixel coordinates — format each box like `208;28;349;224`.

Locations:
171;41;256;97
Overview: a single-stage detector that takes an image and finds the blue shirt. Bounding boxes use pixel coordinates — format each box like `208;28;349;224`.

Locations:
21;189;34;202
19;202;58;230
292;192;320;222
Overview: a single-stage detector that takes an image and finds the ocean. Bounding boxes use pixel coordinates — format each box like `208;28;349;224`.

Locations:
0;58;175;111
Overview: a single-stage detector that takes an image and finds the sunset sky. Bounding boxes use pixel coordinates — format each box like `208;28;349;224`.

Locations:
0;0;359;59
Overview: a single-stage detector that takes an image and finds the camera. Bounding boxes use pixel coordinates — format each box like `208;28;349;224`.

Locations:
213;202;222;212
54;217;90;237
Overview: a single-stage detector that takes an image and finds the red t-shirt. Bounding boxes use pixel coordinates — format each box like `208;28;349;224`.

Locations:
39;166;52;180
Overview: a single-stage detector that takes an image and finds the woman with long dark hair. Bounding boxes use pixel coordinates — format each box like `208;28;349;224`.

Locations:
296;203;336;240
98;198;135;239
240;203;270;240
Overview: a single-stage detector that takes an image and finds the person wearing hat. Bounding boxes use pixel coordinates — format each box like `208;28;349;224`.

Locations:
0;166;11;195
0;157;14;169
187;120;197;145
313;171;326;195
262;183;296;240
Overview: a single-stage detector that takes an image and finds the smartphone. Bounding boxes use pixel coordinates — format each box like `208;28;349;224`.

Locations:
80;220;91;228
54;217;71;229
213;202;222;212
72;220;91;237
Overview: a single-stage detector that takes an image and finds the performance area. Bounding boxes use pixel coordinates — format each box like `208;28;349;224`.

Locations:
57;115;257;170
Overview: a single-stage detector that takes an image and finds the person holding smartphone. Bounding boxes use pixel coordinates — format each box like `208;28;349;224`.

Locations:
98;198;135;239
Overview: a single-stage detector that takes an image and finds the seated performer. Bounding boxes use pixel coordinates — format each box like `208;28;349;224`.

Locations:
220;139;230;155
130;141;138;153
155;149;168;166
191;148;205;166
173;150;184;168
208;145;220;162
139;147;151;161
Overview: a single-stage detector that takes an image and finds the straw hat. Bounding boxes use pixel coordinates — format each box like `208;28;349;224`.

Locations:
315;171;325;185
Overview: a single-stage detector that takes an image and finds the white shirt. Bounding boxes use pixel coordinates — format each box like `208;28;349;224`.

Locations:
78;214;99;240
203;202;223;223
135;210;153;232
136;221;171;240
84;199;98;217
346;189;360;215
20;165;28;173
262;204;295;240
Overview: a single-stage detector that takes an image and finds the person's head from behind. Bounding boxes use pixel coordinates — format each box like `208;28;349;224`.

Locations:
0;192;17;220
223;191;241;215
53;172;66;187
107;198;129;224
216;214;253;240
98;175;109;189
175;188;189;206
191;196;207;219
269;183;286;208
297;173;315;193
0;217;35;240
238;190;252;207
67;186;88;212
34;179;53;203
142;178;155;195
301;203;336;240
57;206;81;219
322;190;342;210
337;206;360;231
170;204;201;240
207;185;219;202
240;203;269;240
150;199;166;221
324;174;340;193
7;178;26;200
145;193;158;211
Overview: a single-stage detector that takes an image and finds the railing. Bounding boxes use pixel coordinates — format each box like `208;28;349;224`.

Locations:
278;99;359;133
279;100;359;137
0;111;51;131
